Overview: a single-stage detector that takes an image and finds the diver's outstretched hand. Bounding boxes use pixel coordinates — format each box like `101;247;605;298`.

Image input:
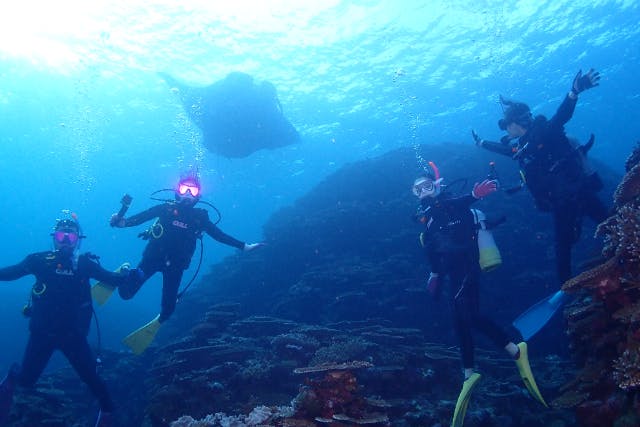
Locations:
110;213;125;228
472;179;498;199
243;242;266;252
572;68;600;95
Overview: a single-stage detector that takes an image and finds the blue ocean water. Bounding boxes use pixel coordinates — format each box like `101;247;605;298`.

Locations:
0;0;638;371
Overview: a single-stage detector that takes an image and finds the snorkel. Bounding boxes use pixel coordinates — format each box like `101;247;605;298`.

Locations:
427;161;443;194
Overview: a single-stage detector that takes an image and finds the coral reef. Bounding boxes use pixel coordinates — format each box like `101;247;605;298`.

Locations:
170;405;295;427
290;364;389;425
293;361;374;374
557;143;640;427
615;160;640;207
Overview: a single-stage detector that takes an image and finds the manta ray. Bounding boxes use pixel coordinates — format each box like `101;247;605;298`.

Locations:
161;72;300;158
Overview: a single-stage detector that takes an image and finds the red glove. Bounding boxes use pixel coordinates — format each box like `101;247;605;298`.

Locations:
472;179;497;199
426;273;442;299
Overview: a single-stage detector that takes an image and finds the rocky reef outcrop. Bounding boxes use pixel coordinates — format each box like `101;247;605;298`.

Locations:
556;142;640;427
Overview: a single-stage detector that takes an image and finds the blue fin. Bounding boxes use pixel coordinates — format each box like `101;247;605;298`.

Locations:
512;290;570;340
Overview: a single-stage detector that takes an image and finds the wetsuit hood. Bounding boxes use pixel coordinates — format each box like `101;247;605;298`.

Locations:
499;96;533;130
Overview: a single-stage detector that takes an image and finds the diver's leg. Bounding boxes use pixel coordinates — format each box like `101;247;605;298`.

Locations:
465;272;511;347
451;266;475;376
449;262;483;427
118;257;156;300
60;334;114;412
18;333;55;387
159;267;184;323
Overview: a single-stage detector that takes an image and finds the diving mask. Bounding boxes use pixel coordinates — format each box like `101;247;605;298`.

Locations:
413;178;436;198
53;231;79;244
178;182;200;197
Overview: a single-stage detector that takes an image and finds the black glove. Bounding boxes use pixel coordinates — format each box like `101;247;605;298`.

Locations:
110;213;125;228
575;134;596;158
471;130;483;146
126;267;145;283
572;68;600;95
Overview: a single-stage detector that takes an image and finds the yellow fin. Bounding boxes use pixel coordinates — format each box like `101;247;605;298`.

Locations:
122;315;161;355
91;262;130;306
515;342;548;407
91;282;116;306
451;373;481;427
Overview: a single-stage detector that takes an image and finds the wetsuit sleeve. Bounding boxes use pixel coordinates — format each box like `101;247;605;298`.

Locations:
84;256;130;287
549;94;577;130
0;256;33;281
122;204;166;227
203;220;245;249
477;139;517;157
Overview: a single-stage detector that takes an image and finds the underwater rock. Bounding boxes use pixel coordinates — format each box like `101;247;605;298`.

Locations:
175;143;618;349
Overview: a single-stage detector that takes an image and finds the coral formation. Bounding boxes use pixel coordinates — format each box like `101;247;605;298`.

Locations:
615;160;640;207
290;366;389;425
293;361;374;374
556;143;640;427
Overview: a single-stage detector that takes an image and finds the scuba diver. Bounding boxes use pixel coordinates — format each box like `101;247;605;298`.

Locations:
102;173;264;354
412;163;546;426
0;212;139;427
471;68;609;339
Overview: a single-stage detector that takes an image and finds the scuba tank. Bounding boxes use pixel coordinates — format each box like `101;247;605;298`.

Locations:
471;209;502;272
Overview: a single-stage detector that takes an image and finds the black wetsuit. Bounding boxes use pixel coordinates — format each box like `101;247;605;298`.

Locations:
119;202;245;322
419;193;511;369
0;251;130;412
480;94;608;283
